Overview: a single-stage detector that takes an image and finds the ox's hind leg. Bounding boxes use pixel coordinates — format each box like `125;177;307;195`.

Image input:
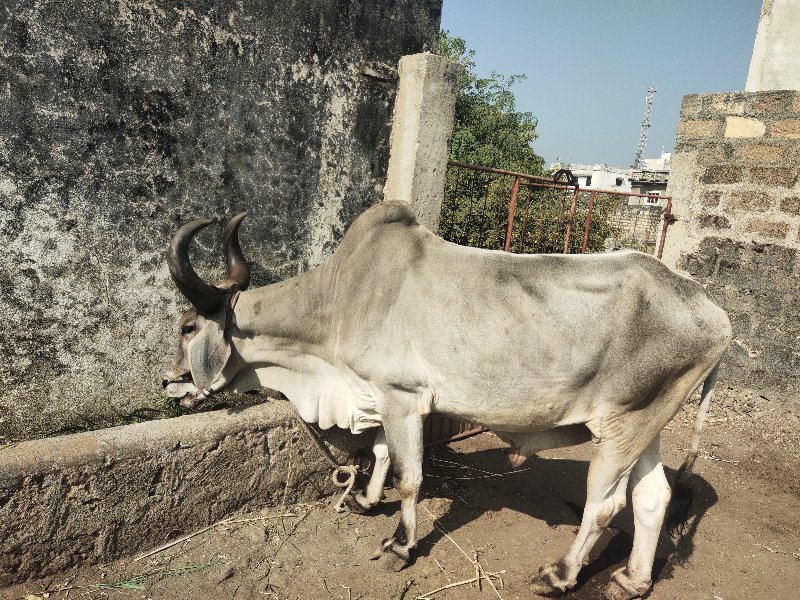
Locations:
604;435;670;600
370;406;424;571
348;427;390;513
530;419;640;597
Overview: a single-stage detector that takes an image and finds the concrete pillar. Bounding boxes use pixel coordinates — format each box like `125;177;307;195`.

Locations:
746;0;800;91
383;53;459;232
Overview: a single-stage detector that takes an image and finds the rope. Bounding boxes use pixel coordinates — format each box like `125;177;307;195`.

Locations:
296;416;358;513
331;465;358;513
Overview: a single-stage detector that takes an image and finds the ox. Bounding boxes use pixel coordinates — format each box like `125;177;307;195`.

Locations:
163;201;731;599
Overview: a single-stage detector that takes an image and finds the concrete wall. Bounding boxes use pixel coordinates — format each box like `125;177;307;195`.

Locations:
746;0;800;92
0;0;442;442
0;400;366;585
663;91;800;401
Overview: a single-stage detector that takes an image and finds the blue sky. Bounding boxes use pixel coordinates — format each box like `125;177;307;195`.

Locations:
441;0;762;168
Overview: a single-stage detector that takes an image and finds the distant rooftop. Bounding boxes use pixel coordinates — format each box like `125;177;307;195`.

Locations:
549;150;672;175
638;150;672;172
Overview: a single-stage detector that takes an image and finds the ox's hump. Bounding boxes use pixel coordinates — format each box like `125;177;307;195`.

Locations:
333;201;425;262
354;201;419;229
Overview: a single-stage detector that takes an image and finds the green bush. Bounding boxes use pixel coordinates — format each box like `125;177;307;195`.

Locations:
436;31;621;255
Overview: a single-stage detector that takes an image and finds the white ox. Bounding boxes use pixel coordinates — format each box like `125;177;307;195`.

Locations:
163;201;731;600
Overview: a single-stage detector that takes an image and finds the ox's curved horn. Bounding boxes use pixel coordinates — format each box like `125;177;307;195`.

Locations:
168;218;224;314
221;212;250;291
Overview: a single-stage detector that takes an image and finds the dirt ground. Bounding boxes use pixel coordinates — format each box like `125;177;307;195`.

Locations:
3;386;799;600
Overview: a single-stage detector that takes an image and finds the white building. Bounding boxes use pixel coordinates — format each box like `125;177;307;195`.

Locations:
629;151;671;205
549;161;632;192
550;151;672;208
639;150;672;171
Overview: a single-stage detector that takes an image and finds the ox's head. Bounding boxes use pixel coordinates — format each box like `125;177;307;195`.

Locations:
162;213;251;408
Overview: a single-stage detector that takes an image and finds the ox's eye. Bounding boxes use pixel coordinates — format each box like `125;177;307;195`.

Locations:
181;324;195;336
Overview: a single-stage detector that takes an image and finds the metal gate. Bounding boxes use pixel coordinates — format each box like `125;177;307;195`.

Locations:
440;160;674;259
423;415;485;447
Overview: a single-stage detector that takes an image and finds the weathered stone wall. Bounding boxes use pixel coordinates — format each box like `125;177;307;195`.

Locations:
0;400;367;585
0;0;442;441
663;91;800;402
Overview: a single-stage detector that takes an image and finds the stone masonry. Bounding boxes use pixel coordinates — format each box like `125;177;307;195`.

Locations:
609;204;664;251
663;91;800;401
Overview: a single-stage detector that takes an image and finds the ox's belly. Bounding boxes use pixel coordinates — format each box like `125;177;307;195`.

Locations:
430;382;595;433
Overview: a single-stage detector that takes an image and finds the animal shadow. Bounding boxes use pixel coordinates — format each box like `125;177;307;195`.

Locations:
410;445;717;598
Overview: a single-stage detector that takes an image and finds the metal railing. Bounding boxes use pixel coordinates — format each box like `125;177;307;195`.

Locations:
440;160;673;259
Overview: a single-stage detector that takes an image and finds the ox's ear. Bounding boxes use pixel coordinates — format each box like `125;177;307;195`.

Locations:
187;307;231;393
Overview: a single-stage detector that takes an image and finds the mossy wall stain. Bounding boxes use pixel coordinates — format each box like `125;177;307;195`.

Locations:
679;238;799;398
0;0;442;440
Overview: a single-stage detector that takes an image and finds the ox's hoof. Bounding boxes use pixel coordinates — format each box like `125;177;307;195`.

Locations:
377;549;409;572
528;562;574;597
603;567;651;600
371;540;410;572
345;493;375;514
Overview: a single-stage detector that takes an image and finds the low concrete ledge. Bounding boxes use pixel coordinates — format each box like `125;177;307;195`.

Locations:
0;400;365;586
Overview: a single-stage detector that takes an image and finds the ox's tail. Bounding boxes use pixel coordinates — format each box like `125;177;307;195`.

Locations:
664;363;720;536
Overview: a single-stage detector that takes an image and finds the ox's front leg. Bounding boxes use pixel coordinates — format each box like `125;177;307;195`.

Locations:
347;427;390;513
370;408;424;572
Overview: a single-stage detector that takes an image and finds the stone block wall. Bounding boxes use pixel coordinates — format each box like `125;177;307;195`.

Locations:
669;91;800;246
664;91;800;401
0;0;442;441
609;204;663;249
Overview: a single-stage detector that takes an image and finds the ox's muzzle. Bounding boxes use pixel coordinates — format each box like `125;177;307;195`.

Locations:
162;369;207;409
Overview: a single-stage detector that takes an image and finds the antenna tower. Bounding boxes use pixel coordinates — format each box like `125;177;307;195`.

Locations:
632;83;657;169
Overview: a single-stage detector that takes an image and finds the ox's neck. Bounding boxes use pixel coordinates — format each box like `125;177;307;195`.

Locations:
223;266;379;431
229;266;333;363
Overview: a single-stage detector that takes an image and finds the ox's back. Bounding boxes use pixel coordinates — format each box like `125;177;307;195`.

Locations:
324;202;731;432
